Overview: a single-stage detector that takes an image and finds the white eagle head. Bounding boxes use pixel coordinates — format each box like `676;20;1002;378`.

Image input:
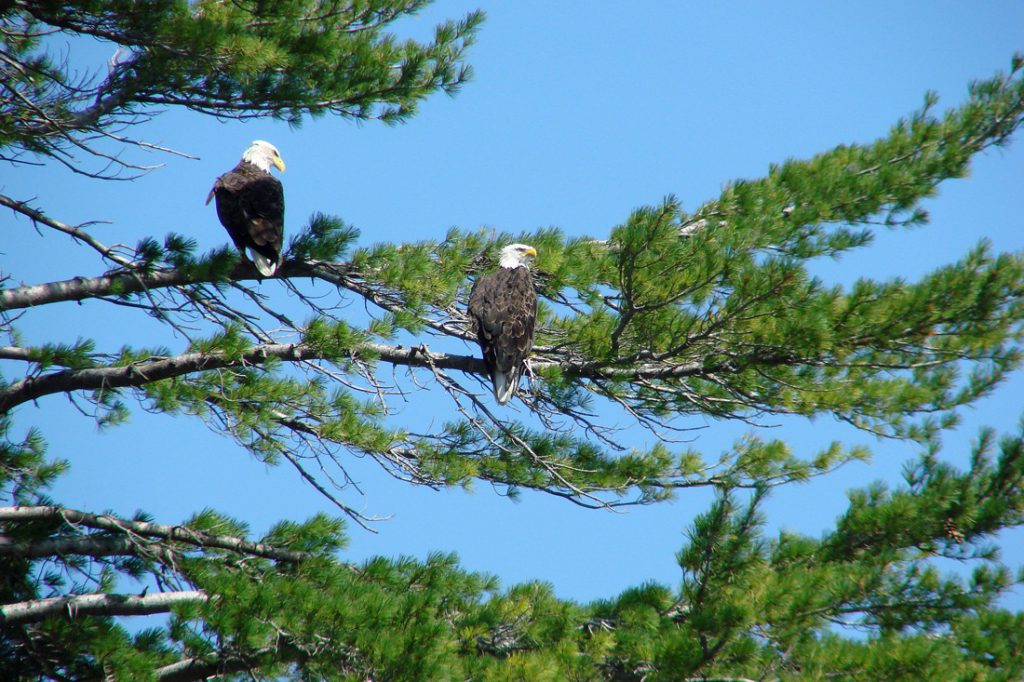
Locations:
498;243;537;269
242;140;286;173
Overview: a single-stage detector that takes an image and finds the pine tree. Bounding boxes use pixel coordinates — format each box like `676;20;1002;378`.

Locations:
3;2;1024;679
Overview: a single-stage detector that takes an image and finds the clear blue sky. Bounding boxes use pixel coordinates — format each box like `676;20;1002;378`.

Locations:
3;2;1023;607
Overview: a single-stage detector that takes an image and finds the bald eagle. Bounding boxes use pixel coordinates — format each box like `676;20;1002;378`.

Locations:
207;140;286;277
468;244;538;404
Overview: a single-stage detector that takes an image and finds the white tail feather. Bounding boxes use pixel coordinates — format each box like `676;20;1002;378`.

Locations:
492;369;518;404
251;250;278;277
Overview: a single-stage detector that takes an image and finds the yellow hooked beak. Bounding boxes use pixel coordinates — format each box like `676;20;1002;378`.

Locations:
524;246;537;258
273;156;286;172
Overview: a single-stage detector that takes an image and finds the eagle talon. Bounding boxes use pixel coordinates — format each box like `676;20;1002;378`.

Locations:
524;358;537;396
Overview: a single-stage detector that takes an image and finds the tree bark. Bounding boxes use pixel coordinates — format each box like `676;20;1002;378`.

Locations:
154;655;261;682
0;534;155;559
0;590;208;624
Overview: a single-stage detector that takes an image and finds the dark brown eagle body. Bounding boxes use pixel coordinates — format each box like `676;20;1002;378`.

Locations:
468;244;538;404
207;141;285;276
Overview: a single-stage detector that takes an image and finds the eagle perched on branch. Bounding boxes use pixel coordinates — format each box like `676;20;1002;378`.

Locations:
468;243;538;404
207;140;286;276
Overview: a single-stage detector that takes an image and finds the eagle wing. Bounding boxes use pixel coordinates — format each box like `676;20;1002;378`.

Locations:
237;175;285;262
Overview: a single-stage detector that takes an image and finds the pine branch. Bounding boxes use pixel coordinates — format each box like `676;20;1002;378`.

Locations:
2;3;483;175
0;506;309;563
0;590;208;625
0;341;483;413
3;238;1014;442
0;333;741;414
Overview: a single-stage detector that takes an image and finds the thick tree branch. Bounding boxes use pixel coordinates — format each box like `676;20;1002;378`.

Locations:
0;590;208;624
0;346;33;362
154;650;277;682
0;250;352;311
0;341;484;412
0;336;719;413
154;657;237;682
0;534;156;559
0;259;258;311
0;506;309;563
